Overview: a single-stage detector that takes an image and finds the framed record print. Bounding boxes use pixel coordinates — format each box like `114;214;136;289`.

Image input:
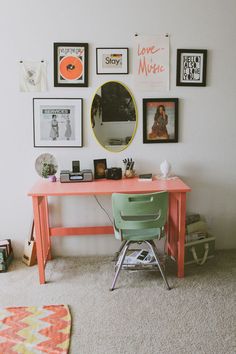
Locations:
176;49;207;86
54;43;88;87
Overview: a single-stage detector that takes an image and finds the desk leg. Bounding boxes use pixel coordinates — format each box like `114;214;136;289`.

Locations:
177;193;186;278
168;194;178;258
168;193;186;278
41;197;51;261
32;196;46;284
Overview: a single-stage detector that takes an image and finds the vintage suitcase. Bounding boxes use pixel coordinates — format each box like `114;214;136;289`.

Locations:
185;234;215;265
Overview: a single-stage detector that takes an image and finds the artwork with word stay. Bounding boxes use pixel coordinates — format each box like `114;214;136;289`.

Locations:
133;35;169;90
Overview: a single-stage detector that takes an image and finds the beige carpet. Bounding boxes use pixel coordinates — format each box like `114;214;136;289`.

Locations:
0;251;235;354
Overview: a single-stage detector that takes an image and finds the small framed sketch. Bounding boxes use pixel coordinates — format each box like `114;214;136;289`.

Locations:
93;159;107;179
54;43;88;87
96;48;129;74
143;98;178;144
33;98;83;147
176;49;207;86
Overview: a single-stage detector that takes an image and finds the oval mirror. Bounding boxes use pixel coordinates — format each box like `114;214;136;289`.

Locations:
91;81;137;152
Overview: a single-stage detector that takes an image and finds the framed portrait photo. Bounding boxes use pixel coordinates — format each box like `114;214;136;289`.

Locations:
176;49;207;86
33;98;83;147
143;98;178;144
93;159;107;179
54;43;88;87
96;48;129;74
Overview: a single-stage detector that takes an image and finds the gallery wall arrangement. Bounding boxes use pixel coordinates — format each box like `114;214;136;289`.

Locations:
19;34;207;152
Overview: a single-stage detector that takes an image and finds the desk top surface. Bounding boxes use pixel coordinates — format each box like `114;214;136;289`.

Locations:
28;176;191;197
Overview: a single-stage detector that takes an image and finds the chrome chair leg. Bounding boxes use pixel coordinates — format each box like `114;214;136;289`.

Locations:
146;240;171;290
112;240;127;262
110;241;130;291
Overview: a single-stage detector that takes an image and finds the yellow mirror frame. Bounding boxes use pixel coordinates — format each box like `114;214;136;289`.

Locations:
90;81;138;152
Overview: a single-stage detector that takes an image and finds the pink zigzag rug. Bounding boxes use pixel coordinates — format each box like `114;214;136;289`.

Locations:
0;304;71;353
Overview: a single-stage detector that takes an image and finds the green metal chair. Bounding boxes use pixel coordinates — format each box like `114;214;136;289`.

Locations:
111;191;171;290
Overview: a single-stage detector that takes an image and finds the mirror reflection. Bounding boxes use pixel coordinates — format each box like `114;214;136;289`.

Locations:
91;81;137;152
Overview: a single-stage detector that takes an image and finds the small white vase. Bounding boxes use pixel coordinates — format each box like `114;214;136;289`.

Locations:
160;160;171;178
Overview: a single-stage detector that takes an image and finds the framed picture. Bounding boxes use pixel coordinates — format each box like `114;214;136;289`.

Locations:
93;159;107;179
143;98;178;143
33;98;83;147
54;43;88;87
96;48;129;74
176;49;207;86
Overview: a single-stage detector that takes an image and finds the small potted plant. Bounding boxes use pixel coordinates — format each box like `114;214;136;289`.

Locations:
41;163;57;179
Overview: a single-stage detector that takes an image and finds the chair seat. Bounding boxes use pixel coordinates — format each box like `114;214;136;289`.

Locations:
122;228;161;241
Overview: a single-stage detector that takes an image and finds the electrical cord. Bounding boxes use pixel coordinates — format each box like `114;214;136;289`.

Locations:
93;195;113;225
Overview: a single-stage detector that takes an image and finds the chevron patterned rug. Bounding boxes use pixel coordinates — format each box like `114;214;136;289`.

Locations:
0;304;71;353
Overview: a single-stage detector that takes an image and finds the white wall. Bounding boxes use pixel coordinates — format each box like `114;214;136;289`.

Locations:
0;0;236;256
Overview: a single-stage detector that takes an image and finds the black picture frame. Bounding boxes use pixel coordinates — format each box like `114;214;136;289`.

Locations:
96;48;129;74
54;42;88;87
143;98;178;144
93;159;107;179
176;49;207;86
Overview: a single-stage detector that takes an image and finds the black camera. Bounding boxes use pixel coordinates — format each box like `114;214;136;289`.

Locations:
105;167;122;180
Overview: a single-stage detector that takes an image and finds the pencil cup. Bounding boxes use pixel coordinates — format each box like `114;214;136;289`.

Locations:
124;170;135;178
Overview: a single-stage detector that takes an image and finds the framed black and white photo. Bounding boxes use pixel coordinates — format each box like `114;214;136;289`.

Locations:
176;49;207;86
143;98;178;143
54;43;88;87
96;48;129;74
33;98;83;147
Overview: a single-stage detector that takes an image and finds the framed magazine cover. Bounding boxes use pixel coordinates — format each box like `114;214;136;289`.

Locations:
54;43;88;87
96;48;129;74
33;98;83;147
143;98;178;143
176;49;207;86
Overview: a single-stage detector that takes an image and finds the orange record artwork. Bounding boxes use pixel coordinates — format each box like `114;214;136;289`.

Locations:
54;43;88;87
59;55;83;81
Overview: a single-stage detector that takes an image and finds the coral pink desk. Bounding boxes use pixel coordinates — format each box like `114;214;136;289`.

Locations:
28;177;191;284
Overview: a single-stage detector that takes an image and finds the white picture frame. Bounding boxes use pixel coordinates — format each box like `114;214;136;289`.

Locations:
33;98;83;147
96;48;129;74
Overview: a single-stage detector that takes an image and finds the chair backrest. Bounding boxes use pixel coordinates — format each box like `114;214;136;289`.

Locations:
112;191;168;231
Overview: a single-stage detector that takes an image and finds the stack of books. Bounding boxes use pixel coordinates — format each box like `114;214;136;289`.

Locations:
0;239;14;272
